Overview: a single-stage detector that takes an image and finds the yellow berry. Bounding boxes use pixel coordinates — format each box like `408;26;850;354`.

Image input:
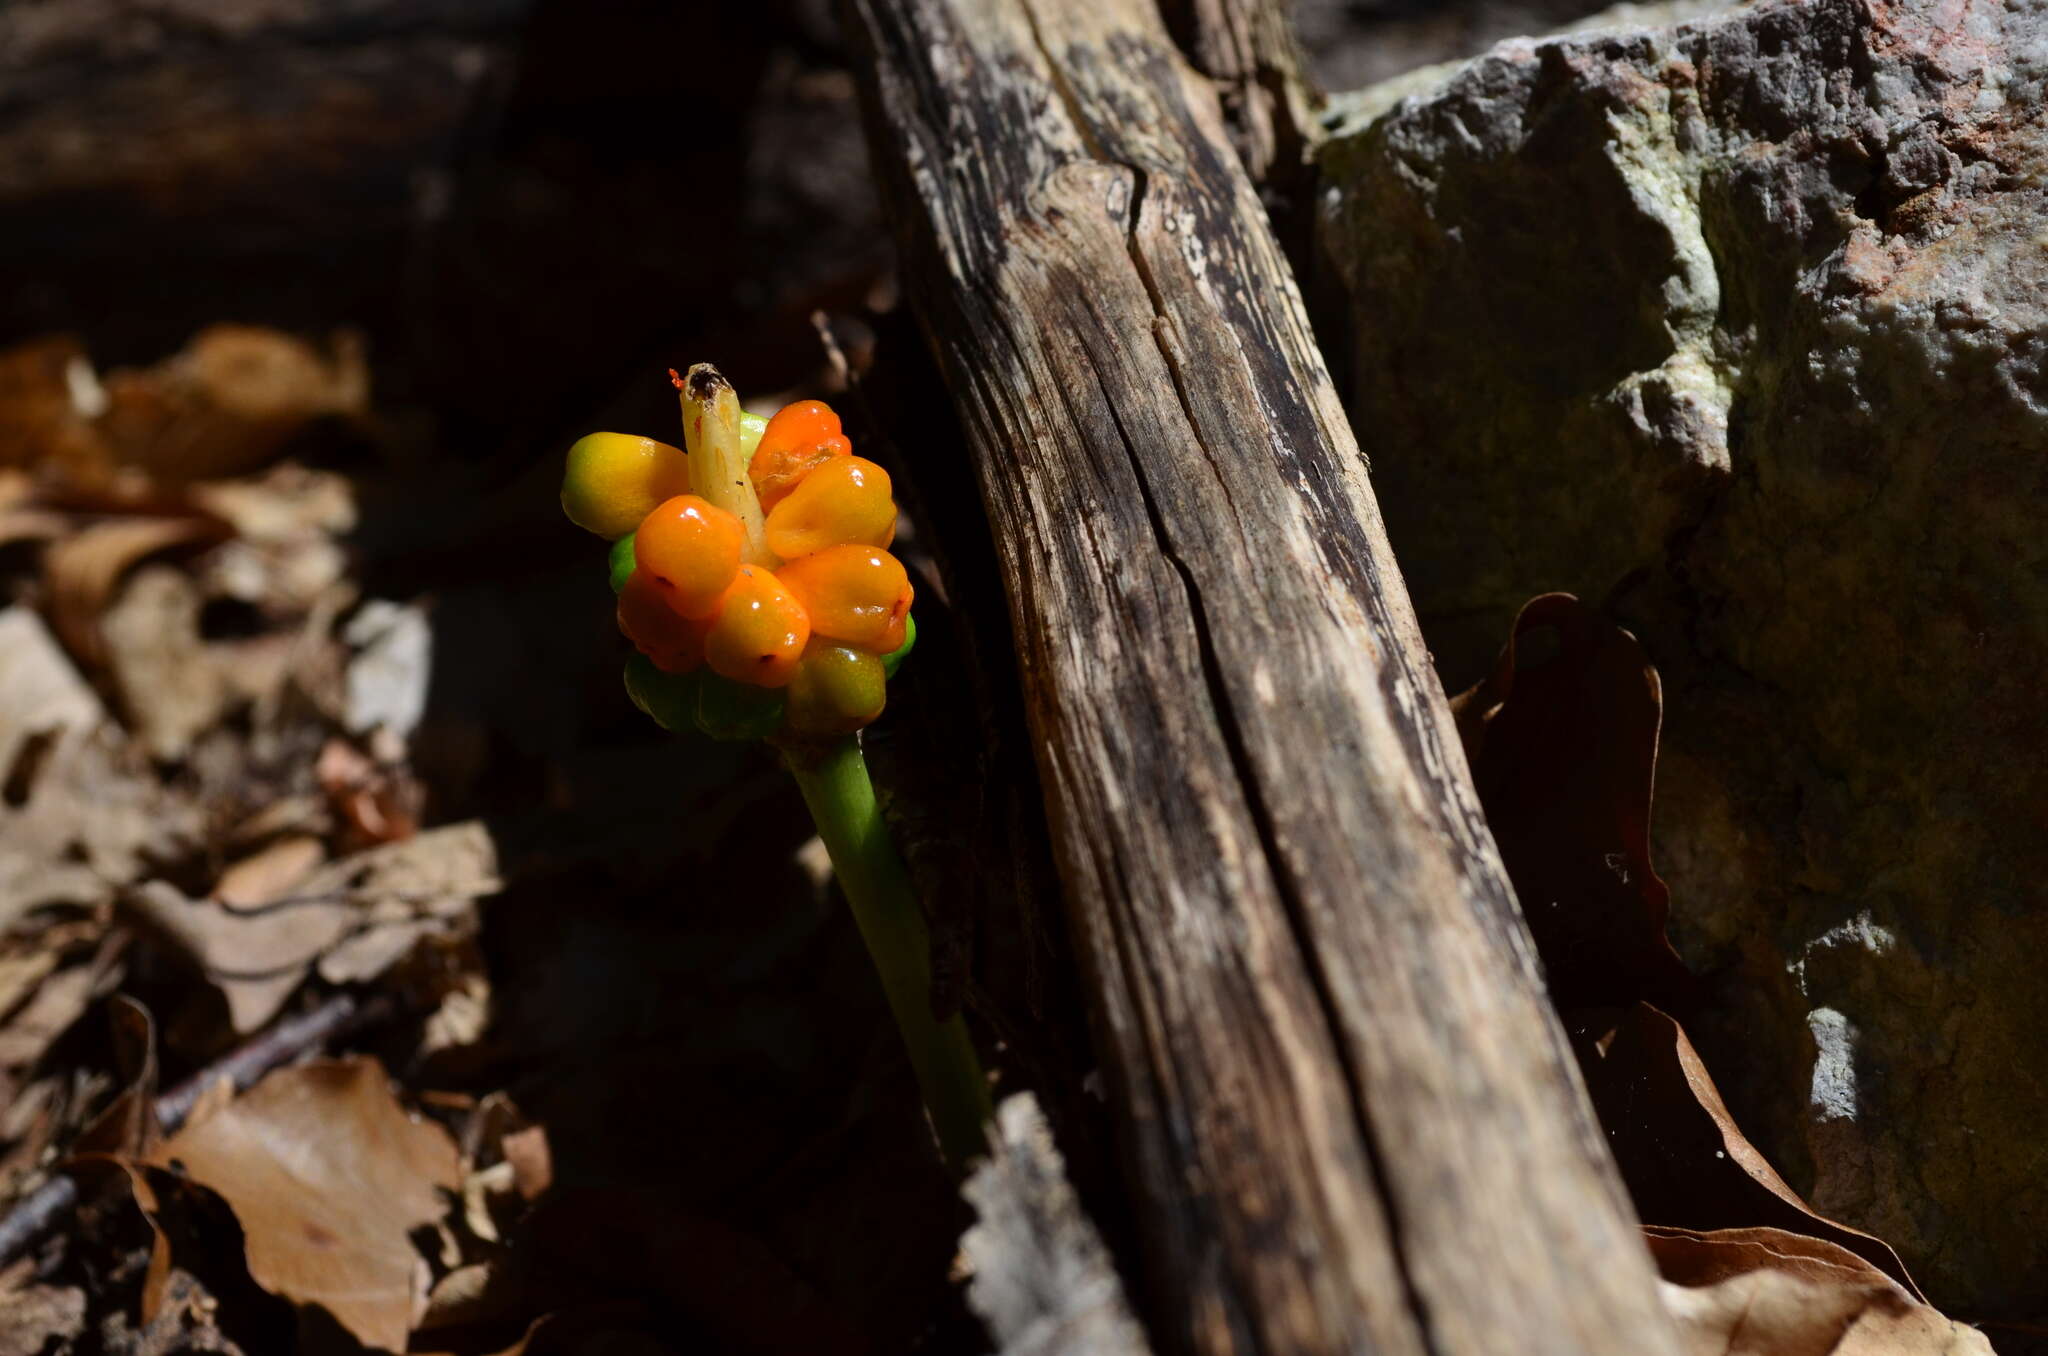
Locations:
783;641;887;736
703;565;809;687
763;455;896;560
561;433;690;540
774;545;913;653
635;495;743;618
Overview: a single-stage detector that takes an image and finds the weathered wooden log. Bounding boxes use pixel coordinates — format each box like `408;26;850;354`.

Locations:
843;1;1680;1352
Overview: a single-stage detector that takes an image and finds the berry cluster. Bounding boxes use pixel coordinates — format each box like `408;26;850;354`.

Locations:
562;391;915;742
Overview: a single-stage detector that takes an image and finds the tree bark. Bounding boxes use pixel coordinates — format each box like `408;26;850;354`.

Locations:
843;1;1681;1352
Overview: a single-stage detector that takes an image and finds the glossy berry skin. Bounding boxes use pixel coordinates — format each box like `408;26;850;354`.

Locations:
783;642;886;737
750;400;851;512
561;433;691;540
775;545;913;654
764;456;896;561
704;564;809;687
635;495;744;618
617;570;709;674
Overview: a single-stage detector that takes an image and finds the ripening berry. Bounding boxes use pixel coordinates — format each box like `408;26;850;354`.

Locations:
783;641;887;737
775;545;914;654
763;456;896;560
881;611;917;679
618;570;710;674
635;495;744;618
704;564;809;687
561;433;691;540
750;400;852;512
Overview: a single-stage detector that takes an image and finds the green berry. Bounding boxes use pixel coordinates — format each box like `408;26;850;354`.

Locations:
694;671;788;741
609;533;637;595
623;654;702;733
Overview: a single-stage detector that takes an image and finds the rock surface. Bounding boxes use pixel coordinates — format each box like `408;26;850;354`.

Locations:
1319;0;2047;1321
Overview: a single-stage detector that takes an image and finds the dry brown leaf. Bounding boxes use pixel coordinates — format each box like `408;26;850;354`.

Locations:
214;835;326;909
70;995;160;1159
0;335;105;477
1449;593;1695;1010
96;326;368;484
1578;1003;1921;1295
0;508;71;554
317;736;424;849
0;1282;86;1356
1652;1227;1993;1355
0;955;58;1027
44;514;227;670
0;606;103;777
0;608;118;918
101;564;229;761
129;823;496;1032
309;821;497;984
127;880;354;1035
501;1125;552;1203
188;465;357;543
0;945;115;1072
0;724;201;923
147;1056;459;1353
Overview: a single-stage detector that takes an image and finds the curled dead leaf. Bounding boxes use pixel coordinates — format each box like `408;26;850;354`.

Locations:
43;513;227;672
96;326;368;485
1450;593;1695;1010
1577;1002;1921;1296
100;565;229;762
0;336;104;478
145;1057;459;1353
128;823;497;1032
1651;1226;1992;1355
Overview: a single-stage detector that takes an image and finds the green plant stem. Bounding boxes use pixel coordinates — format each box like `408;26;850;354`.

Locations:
783;735;992;1169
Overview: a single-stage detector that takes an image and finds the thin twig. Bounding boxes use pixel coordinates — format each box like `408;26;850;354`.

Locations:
0;989;396;1267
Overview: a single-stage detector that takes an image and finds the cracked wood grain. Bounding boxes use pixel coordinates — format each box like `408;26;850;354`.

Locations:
843;0;1683;1351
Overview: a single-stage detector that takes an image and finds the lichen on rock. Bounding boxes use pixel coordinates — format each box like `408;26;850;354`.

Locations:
1319;0;2048;1321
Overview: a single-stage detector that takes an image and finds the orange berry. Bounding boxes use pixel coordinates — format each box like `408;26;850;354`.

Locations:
750;399;852;512
763;456;896;560
617;570;709;674
635;495;743;618
774;545;914;653
703;565;809;687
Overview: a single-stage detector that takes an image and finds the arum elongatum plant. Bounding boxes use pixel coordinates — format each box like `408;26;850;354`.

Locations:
560;364;992;1168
